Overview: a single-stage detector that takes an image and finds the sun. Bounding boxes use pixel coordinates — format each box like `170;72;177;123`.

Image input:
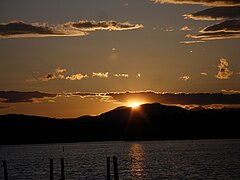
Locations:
129;102;142;109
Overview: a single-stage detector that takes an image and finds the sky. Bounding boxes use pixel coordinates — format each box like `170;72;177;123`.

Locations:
0;0;240;118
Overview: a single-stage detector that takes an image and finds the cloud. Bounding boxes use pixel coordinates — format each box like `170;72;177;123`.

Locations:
114;74;129;77
59;90;240;107
179;75;190;81
92;72;109;78
221;89;240;94
180;26;192;31
215;58;233;79
0;20;143;39
65;20;144;31
186;20;240;41
151;0;240;6
201;72;208;76
0;21;86;39
184;6;240;20
180;40;205;44
28;67;66;82
0;91;56;103
65;74;88;81
1;90;240;109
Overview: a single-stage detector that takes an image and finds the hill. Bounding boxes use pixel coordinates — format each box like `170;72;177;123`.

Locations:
0;103;240;144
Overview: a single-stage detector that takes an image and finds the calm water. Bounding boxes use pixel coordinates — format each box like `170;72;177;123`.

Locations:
0;139;240;179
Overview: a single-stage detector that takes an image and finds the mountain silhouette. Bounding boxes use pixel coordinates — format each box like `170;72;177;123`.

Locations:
0;103;239;144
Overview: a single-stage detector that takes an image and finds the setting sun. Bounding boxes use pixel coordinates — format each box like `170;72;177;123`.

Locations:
129;102;142;108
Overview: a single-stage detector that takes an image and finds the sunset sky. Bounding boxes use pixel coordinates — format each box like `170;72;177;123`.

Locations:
0;0;240;118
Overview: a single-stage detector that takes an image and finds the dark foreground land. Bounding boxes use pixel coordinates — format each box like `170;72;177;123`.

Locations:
0;103;240;144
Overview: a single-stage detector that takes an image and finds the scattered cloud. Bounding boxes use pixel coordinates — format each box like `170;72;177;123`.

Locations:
27;67;66;82
179;75;190;81
215;58;233;79
201;72;208;76
0;20;144;39
151;0;240;6
114;74;129;77
180;26;192;31
184;6;240;20
0;91;56;103
92;72;109;78
65;74;88;81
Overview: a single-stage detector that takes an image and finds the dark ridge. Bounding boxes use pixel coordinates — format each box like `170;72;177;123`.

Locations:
0;103;240;145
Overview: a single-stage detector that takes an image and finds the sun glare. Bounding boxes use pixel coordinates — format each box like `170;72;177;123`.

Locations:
129;102;142;108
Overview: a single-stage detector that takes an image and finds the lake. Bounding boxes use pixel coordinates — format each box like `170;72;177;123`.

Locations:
1;139;240;179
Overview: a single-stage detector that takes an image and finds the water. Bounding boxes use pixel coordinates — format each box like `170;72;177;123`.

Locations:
0;139;240;179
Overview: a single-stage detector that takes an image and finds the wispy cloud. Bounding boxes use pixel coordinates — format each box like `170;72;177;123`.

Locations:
92;72;109;78
179;75;191;81
184;6;240;20
215;58;233;79
0;20;144;39
151;0;240;6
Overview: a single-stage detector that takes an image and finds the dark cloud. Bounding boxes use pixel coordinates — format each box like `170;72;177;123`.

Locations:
67;90;240;106
0;20;143;39
0;91;57;103
106;91;240;105
186;20;240;41
202;19;240;32
66;20;144;31
151;0;240;6
0;106;8;109
184;6;240;20
0;21;86;38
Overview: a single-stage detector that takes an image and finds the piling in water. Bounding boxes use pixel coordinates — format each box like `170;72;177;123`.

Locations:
106;157;111;180
60;158;65;180
50;158;53;180
113;156;119;180
3;160;8;180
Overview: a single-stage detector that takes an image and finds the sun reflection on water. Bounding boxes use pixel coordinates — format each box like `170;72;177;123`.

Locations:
129;143;144;179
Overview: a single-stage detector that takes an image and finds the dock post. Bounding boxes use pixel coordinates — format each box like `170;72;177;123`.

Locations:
60;158;65;180
3;160;8;180
106;157;111;180
50;158;53;180
113;156;119;180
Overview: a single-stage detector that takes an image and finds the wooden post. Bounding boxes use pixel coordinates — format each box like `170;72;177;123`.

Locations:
60;158;65;180
113;156;119;180
3;160;8;180
106;157;111;180
50;158;53;180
